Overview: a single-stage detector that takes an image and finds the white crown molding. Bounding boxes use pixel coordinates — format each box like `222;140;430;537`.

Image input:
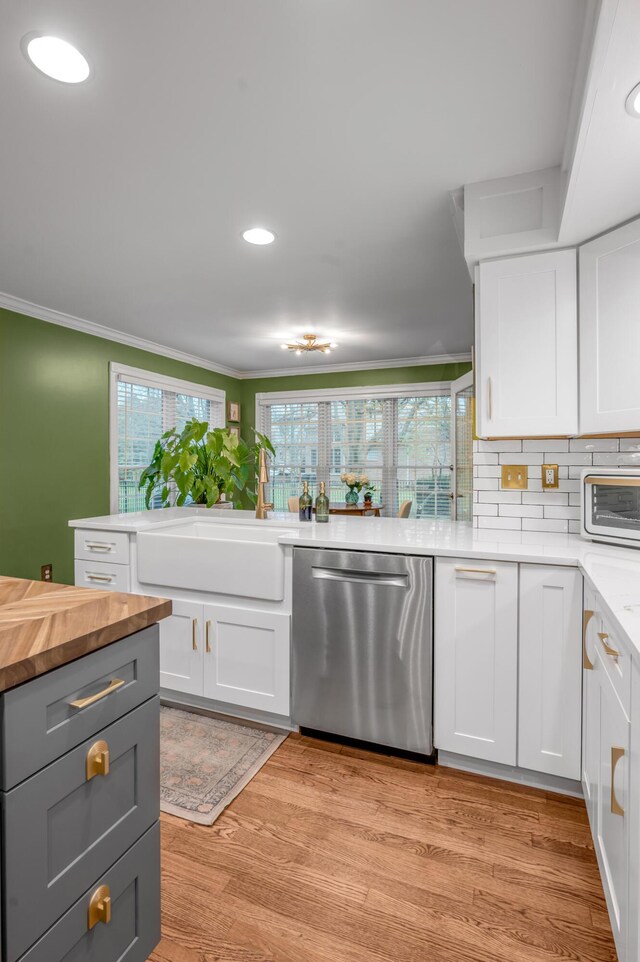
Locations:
0;291;241;379
0;289;472;381
237;352;472;379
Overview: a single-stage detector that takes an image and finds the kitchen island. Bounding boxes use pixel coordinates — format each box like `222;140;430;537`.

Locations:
0;576;170;962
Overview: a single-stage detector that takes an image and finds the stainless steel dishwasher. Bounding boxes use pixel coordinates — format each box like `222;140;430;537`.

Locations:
292;547;433;755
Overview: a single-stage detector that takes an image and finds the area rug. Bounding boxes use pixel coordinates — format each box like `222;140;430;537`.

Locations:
160;706;287;825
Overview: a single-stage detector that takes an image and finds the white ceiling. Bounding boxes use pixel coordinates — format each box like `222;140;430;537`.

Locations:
0;0;587;373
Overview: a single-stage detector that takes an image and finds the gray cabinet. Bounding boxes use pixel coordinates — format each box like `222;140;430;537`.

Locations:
0;627;161;962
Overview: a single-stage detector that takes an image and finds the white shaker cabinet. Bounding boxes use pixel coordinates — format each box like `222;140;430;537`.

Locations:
518;565;582;779
475;249;578;438
202;604;290;716
434;558;518;765
159;599;204;696
582;586;602;825
579;217;640;435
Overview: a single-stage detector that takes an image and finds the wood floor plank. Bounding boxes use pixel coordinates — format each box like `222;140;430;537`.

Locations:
153;735;617;962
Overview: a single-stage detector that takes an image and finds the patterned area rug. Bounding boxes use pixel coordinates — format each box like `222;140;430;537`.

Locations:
160;706;287;825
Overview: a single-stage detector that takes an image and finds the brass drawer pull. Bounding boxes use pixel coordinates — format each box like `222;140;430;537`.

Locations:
611;747;625;817
88;884;112;929
206;619;212;653
454;565;497;576
598;632;620;662
583;610;595;670
70;678;125;710
192;618;198;651
86;739;110;780
84;542;114;551
86;573;114;583
487;377;493;420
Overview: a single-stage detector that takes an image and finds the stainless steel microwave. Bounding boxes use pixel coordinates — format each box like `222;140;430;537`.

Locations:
581;468;640;547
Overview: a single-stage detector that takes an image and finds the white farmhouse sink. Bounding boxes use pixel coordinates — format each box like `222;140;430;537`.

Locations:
137;521;293;600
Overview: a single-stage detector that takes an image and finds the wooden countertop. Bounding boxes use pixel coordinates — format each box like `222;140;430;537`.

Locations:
0;577;171;692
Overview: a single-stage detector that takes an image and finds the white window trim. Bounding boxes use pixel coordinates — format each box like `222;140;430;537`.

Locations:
255;381;451;430
109;362;226;513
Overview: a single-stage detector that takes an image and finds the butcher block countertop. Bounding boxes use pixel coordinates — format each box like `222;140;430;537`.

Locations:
0;576;171;692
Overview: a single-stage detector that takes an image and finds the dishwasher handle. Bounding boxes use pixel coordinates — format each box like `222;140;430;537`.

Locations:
311;566;409;588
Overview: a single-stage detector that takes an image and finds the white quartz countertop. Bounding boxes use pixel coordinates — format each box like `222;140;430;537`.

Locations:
70;508;640;656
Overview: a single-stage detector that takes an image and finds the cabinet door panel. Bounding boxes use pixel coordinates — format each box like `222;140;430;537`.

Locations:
476;249;577;437
435;558;518;764
582;588;601;829
159;600;203;696
203;605;290;716
518;565;582;779
580;217;640;433
597;667;630;959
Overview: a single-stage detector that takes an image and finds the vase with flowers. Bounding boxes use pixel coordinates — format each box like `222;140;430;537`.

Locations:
340;472;369;505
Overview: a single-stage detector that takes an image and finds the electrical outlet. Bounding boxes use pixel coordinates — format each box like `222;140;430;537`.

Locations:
542;464;559;489
501;464;528;490
41;563;53;582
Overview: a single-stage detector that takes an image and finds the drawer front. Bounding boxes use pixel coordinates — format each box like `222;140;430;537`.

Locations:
0;626;159;789
597;615;631;720
3;697;159;962
75;559;131;592
20;822;160;962
74;529;130;565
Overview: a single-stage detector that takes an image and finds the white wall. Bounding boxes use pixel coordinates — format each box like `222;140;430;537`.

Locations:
473;437;640;533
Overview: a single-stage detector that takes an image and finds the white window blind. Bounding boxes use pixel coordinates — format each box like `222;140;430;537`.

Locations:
258;386;452;518
111;364;225;513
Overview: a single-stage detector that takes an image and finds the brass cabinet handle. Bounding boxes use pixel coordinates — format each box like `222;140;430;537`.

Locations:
206;619;212;653
70;678;125;710
598;632;620;662
454;565;497;576
84;542;114;551
88;884;112;929
192;618;198;651
583;610;595;670
611;747;625;817
487;377;493;420
86;739;110;781
86;573;114;583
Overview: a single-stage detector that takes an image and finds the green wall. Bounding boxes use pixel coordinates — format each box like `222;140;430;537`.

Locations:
0;303;470;586
239;361;472;442
0;307;242;584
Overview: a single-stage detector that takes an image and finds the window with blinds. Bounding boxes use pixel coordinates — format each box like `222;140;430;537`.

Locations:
111;364;225;513
259;389;453;518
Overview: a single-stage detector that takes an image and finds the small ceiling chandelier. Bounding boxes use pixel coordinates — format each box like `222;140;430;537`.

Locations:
280;333;338;356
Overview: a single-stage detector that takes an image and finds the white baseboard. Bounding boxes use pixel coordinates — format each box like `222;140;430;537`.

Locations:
437;751;583;798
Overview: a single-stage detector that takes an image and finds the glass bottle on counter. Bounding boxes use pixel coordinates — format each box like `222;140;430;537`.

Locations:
315;481;329;523
299;481;312;521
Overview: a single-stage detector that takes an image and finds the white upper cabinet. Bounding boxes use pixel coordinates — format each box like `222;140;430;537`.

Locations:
475;249;578;438
579;217;640;435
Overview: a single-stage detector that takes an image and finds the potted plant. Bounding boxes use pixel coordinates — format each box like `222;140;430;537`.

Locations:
138;418;275;509
363;483;376;505
340;472;370;505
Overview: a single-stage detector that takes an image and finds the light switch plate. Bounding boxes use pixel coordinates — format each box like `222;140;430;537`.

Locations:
501;464;528;490
542;463;559;489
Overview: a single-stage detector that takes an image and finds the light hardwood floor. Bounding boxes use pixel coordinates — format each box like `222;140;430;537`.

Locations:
150;733;617;962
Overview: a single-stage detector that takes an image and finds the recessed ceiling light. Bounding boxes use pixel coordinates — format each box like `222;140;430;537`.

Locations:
242;227;276;245
24;35;90;83
625;82;640;118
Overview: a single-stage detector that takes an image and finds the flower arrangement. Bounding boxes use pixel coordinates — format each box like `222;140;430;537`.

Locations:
341;472;370;504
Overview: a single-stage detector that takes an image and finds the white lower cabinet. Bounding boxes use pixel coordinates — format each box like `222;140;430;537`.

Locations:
435;559;583;779
202;604;290;716
159;600;204;696
435;558;518;765
518;565;582;779
582;586;601;825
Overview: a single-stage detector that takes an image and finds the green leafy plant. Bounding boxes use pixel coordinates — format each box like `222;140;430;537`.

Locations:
138;419;275;509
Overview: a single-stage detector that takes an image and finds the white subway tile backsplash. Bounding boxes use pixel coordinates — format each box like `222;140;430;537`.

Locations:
543;505;580;521
522;518;569;533
593;452;640;466
620;439;640;452
474;452;499;465
549;453;593;466
569;493;581;506
569;521;581;534
522;439;569;453
478;491;522;503
472;503;499;517
522;492;569;506
478;516;522;530
477;465;502;478
477;440;522;453
569;438;619;453
499;503;544;519
475;478;500;490
498;453;544;465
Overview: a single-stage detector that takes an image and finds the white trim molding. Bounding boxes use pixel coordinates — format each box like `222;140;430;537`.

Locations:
0;288;471;380
255;380;451;406
0;291;239;378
